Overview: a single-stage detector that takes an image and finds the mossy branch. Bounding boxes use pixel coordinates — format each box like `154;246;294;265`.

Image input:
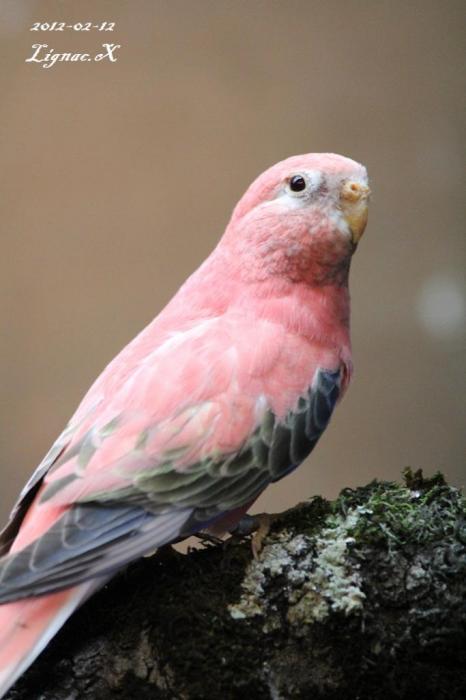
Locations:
7;470;466;700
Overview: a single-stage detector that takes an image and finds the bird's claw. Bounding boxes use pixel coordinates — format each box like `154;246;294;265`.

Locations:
195;532;224;547
251;513;274;559
230;512;276;558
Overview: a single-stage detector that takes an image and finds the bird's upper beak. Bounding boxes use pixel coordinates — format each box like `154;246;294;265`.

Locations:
340;180;370;244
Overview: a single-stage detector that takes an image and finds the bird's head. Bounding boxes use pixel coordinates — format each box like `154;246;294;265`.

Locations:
223;153;370;285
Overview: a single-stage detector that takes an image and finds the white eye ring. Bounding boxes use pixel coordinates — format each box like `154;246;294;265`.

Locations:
286;170;324;196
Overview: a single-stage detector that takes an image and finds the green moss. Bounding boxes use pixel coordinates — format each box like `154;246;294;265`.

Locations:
333;470;465;549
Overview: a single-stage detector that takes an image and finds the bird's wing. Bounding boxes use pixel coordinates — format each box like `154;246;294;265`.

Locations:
0;317;342;601
0;423;77;555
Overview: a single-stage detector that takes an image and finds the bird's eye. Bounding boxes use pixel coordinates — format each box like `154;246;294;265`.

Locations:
289;175;306;192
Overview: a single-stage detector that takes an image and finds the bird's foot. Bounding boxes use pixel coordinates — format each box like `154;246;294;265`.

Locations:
230;512;277;559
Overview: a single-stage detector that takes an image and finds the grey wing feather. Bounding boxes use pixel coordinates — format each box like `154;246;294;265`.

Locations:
269;367;341;482
0;505;192;602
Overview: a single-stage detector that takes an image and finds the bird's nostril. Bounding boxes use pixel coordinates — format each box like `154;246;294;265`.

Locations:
341;181;370;202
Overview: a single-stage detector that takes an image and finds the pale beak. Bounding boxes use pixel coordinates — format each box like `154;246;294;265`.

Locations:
340;181;370;244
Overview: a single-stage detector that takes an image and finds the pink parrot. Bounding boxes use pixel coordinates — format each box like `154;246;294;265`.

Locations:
0;153;369;696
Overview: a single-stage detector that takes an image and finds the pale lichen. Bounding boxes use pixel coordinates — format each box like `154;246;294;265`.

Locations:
229;506;367;629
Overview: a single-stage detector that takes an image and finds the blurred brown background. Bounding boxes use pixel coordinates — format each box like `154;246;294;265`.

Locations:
0;0;464;525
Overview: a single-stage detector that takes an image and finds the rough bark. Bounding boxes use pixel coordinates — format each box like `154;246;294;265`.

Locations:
7;470;466;700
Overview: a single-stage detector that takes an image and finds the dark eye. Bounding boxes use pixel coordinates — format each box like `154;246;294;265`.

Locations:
289;175;306;192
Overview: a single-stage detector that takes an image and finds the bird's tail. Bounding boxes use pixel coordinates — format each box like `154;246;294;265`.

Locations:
0;582;98;698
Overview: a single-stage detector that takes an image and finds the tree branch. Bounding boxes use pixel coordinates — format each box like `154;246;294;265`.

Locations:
7;470;466;700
